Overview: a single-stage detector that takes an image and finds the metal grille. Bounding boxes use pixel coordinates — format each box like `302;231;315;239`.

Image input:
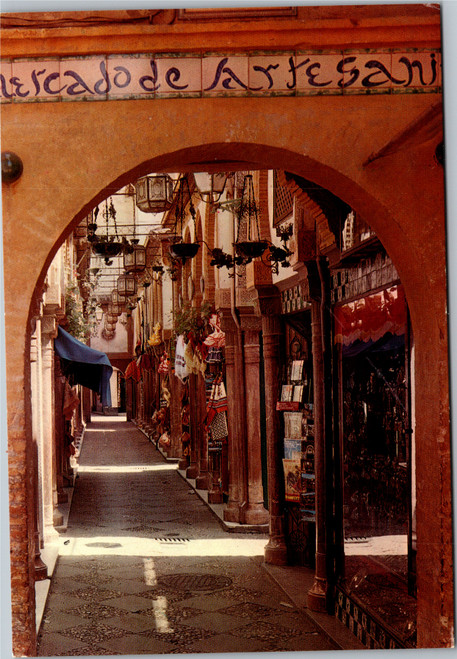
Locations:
273;170;294;226
156;574;233;591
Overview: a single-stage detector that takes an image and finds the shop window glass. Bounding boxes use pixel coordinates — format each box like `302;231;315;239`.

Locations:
335;285;416;643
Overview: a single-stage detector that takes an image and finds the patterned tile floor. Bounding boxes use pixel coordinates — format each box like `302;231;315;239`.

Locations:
37;415;339;656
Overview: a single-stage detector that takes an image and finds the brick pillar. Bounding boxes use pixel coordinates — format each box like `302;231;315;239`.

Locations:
40;314;63;534
242;323;269;525
29;331;48;580
223;321;248;523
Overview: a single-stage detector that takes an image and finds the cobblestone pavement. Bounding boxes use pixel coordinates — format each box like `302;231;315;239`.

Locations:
37;415;339;656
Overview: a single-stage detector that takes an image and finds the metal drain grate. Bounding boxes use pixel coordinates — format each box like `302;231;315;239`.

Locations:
156;573;233;591
154;537;190;543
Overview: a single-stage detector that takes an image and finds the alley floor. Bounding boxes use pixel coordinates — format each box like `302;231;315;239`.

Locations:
36;415;342;657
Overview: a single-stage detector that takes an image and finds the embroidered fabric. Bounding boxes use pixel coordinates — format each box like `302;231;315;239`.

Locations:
175;335;189;382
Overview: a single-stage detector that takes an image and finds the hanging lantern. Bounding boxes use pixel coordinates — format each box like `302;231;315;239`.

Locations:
124;244;146;273
108;303;122;317
111;289;123;305
235;174;268;262
135;174;174;213
117;273;137;297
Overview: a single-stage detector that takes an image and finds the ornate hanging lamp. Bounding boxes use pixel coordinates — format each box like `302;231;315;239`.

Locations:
111;289;123;305
90;198;124;261
123;197;146;272
135;173;174;213
235;174;268;262
117;272;137;297
168;176;200;263
124;244;146;273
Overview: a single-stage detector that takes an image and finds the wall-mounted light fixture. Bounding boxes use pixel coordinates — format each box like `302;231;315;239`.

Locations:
1;151;23;184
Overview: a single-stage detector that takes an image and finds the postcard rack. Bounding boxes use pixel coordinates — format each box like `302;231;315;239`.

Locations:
278;359;316;524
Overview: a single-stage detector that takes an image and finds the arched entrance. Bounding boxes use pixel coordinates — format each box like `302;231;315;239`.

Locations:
1;7;450;653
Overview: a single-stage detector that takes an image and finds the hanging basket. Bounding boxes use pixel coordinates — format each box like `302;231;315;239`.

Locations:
236;240;268;259
169;242;200;260
93;241;123;257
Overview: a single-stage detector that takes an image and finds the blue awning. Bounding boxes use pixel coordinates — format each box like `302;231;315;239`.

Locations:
54;326;113;407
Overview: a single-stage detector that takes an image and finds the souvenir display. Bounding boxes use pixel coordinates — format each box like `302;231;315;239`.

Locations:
284;412;304;439
281;384;294;402
283;459;302;502
279;318;316;567
284;439;302;460
290;359;304;382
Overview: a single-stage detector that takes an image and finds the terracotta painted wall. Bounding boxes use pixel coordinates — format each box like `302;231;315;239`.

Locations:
1;5;452;654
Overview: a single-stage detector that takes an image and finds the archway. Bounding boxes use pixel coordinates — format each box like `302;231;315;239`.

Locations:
3;92;449;653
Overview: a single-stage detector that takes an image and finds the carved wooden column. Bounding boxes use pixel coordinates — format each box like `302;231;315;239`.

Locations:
195;373;210;490
186;373;199;479
307;259;332;612
256;288;288;563
125;378;133;421
30;330;48;580
222;318;248;523
242;317;269;525
169;373;184;459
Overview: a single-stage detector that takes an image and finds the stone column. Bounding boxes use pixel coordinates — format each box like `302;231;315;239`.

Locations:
255;288;288;564
30;330;48;580
40;314;63;537
222;321;248;523
242;319;269;525
54;359;68;502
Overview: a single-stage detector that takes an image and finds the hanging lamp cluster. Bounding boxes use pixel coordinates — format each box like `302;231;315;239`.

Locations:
168;176;201;264
88;171;294;341
208;174;293;274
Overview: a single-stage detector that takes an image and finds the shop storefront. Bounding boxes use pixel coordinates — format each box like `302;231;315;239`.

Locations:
330;221;416;648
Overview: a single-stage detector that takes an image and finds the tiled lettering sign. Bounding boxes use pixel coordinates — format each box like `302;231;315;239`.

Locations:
0;50;441;103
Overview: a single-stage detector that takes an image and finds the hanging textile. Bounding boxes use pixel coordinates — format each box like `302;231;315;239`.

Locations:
204;312;225;363
158;351;170;374
209;411;228;441
125;359;141;382
205;377;228;427
175;334;189;382
334;285;406;347
63;381;79;420
54;326;113;406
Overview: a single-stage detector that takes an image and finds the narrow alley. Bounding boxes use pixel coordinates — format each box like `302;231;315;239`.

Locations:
36;416;340;656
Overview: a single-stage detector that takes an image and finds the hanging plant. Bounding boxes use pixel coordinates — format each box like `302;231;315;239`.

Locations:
174;301;212;338
64;283;88;341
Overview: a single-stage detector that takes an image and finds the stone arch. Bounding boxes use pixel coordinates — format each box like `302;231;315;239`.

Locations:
4;102;448;652
24;139;437;339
